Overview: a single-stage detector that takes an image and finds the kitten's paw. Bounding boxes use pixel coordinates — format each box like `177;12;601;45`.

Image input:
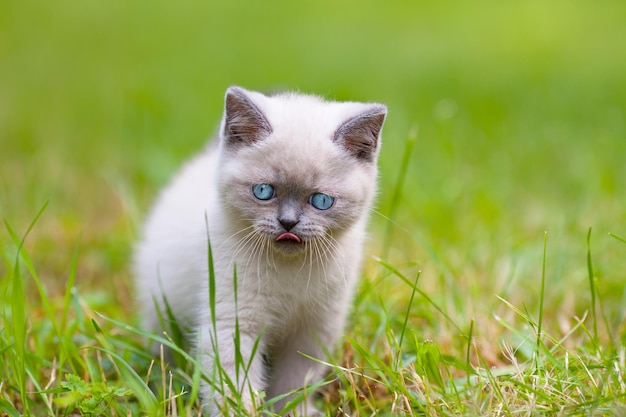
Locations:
202;389;262;417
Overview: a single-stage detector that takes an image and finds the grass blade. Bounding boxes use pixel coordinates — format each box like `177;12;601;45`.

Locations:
3;201;49;415
534;231;547;373
609;232;626;244
586;227;598;348
375;256;462;334
397;270;421;357
382;128;416;261
466;319;474;387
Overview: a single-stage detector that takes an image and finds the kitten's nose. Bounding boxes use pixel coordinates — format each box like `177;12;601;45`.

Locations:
278;218;299;231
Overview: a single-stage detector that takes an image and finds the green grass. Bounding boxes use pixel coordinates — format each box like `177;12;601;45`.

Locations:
2;0;626;415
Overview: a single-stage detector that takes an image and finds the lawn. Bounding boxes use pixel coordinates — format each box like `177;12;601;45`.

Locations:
1;0;625;415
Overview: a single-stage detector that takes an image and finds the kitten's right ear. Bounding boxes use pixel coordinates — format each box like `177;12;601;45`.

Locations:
333;104;387;162
222;86;272;148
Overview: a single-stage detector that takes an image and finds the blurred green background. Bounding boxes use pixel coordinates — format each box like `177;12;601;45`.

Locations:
1;0;625;317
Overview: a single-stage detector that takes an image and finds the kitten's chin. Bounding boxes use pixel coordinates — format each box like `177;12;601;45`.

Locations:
273;240;304;256
273;233;305;256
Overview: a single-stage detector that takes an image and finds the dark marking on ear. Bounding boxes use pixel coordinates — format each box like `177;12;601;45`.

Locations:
223;86;272;148
333;105;387;161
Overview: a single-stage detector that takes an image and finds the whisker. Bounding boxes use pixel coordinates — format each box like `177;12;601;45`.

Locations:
305;239;315;292
296;239;310;276
313;239;330;295
216;223;257;251
228;229;260;272
251;233;266;295
370;208;411;236
318;233;348;286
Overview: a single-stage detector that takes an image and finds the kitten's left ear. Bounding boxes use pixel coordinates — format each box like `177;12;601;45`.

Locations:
222;86;272;148
333;105;387;162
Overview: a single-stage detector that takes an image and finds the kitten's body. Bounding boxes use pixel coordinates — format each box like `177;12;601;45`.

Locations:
134;87;386;415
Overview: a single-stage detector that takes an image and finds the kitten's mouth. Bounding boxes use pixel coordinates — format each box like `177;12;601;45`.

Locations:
276;232;302;243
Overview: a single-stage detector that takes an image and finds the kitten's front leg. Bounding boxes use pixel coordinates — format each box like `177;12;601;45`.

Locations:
198;326;267;416
267;329;334;416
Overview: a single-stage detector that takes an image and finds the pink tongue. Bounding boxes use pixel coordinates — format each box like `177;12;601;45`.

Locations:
276;232;302;243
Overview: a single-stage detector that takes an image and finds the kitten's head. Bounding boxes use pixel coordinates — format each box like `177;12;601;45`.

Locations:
216;86;386;257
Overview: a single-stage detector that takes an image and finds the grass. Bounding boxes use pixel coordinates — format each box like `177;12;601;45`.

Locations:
2;0;626;415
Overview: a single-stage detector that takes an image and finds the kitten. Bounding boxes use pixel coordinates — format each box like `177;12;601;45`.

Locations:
133;86;386;416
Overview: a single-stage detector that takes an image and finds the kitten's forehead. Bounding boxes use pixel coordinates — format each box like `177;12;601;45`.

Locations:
251;134;345;188
257;92;377;139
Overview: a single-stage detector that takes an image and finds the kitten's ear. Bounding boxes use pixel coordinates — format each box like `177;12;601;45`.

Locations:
222;86;272;148
333;105;387;162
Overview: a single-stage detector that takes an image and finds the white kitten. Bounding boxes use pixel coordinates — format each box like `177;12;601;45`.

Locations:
133;86;386;416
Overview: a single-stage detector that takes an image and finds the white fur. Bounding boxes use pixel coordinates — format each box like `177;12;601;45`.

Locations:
134;87;385;416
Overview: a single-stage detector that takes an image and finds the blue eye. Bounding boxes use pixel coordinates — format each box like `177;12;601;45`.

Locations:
310;193;334;210
252;184;275;200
